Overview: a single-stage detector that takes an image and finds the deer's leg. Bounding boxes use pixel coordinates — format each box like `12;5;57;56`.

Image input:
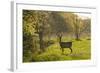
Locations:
70;48;72;54
62;48;64;54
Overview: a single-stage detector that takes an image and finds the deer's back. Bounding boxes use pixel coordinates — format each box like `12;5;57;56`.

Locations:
60;42;72;48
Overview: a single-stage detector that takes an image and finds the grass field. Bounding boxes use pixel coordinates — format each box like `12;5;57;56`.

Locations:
23;10;91;62
31;38;91;62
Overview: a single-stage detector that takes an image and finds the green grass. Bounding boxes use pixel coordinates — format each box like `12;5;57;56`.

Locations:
30;38;91;62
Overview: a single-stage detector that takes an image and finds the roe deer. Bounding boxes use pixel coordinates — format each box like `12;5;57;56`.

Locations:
57;33;72;54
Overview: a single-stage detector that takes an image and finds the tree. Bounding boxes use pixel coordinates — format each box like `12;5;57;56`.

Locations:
32;11;51;52
23;10;36;62
82;19;91;37
72;14;91;40
72;15;82;40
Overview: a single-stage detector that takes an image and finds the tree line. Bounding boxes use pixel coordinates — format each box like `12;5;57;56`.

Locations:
23;10;91;62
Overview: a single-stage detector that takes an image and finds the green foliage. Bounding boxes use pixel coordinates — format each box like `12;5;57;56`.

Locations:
22;10;91;62
23;31;33;62
23;50;32;62
30;39;90;62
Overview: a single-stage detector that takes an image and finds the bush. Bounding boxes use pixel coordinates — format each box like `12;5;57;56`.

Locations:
32;53;72;62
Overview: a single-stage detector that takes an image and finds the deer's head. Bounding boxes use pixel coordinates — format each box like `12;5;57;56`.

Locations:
56;32;63;42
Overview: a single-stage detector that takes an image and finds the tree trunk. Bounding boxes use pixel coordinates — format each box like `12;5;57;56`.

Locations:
39;31;44;52
75;33;80;40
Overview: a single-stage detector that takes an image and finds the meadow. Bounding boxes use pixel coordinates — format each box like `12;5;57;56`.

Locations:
30;37;91;62
23;10;91;62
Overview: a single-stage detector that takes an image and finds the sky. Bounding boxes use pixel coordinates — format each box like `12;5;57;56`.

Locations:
75;13;91;19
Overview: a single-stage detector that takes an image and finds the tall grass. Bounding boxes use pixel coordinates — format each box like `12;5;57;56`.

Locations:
30;38;91;62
